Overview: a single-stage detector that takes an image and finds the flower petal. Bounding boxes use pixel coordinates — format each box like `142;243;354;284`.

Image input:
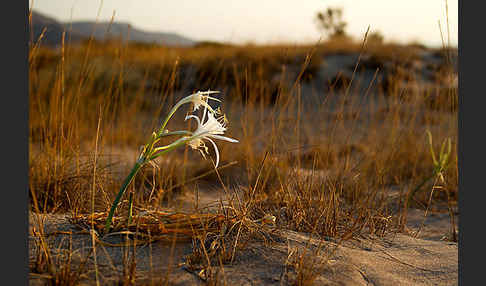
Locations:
196;90;220;96
201;101;209;124
210;134;239;143
207;138;220;168
184;115;201;126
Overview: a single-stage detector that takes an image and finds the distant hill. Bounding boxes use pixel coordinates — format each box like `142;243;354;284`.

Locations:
69;21;195;47
29;11;85;46
30;11;195;47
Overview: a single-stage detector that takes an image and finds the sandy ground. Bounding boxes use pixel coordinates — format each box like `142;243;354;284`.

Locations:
29;186;458;286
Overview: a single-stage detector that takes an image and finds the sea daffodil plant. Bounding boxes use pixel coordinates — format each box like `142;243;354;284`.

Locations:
104;91;238;233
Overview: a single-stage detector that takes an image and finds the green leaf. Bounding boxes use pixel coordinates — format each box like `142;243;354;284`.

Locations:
426;130;438;166
440;138;452;169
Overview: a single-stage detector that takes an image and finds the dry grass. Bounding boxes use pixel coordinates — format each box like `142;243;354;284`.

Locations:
29;17;457;284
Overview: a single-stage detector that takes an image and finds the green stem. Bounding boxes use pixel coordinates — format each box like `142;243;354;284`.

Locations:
148;137;190;161
104;132;190;234
104;161;143;233
158;103;182;137
128;191;134;225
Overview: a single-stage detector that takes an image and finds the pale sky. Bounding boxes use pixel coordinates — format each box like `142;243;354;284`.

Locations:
31;0;458;47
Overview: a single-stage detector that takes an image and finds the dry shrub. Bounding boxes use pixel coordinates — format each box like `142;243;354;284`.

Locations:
30;34;457;241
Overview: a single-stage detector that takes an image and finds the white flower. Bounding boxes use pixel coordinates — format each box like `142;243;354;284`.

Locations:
158;90;221;137
185;106;238;168
183;90;221;113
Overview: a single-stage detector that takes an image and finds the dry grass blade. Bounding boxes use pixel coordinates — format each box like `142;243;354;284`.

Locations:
71;210;238;244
